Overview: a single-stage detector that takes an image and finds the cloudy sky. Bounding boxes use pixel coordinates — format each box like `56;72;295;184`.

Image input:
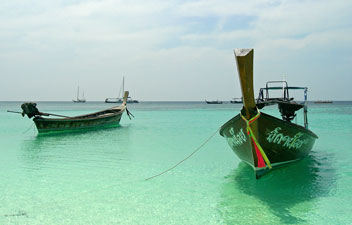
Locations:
1;0;351;101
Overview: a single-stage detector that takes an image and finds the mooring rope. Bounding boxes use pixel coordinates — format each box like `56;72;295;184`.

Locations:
126;107;134;120
144;126;221;181
3;127;221;218
66;126;221;196
22;123;35;134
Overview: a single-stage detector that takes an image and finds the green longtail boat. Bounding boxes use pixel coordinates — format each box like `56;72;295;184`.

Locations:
220;49;318;178
20;91;130;134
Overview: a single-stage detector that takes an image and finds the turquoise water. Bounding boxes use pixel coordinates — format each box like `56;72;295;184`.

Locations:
0;101;351;224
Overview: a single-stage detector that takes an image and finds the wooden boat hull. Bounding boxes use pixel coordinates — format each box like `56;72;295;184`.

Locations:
105;98;123;103
34;112;123;134
220;112;318;177
105;99;138;103
127;100;139;103
205;101;223;104
72;100;86;103
19;91;129;134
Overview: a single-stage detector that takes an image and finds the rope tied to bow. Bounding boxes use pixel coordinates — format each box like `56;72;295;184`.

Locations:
240;109;272;169
126;107;134;120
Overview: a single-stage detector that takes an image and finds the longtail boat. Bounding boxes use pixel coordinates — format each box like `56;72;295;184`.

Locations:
205;100;223;104
19;91;130;134
219;49;318;178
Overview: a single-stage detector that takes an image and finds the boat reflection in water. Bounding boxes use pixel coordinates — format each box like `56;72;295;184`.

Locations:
218;151;336;224
20;124;132;166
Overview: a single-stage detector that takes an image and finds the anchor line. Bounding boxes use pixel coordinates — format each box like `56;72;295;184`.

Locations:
126;107;134;120
23;123;35;134
73;127;221;195
144;127;220;181
9;127;222;216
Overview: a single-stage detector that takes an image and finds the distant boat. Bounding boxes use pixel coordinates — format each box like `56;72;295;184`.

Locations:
19;92;130;134
127;97;139;103
105;77;139;103
314;100;333;104
205;100;223;104
230;97;243;104
72;86;86;103
220;48;318;178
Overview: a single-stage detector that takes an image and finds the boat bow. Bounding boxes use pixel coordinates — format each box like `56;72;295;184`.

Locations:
220;48;318;178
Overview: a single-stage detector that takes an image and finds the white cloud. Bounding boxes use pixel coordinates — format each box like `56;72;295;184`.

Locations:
0;0;351;100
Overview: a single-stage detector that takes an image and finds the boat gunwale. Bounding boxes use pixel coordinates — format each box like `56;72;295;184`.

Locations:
219;111;318;139
34;105;126;122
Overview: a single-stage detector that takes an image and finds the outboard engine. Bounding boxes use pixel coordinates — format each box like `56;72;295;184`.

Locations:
21;102;41;118
278;102;303;122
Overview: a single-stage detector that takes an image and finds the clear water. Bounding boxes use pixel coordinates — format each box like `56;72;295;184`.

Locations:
0;101;351;224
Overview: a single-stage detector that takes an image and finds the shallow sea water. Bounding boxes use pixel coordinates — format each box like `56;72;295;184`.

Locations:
0;101;351;224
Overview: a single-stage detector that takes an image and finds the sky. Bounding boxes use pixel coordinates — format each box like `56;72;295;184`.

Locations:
0;0;351;101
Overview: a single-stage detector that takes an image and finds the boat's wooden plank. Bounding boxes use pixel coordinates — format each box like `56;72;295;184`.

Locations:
234;48;256;119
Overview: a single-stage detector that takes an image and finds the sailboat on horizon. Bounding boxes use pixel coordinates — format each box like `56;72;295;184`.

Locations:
105;77;139;103
72;86;86;103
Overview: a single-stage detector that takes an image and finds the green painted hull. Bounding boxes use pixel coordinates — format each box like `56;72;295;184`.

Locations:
220;112;318;178
33;107;125;134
